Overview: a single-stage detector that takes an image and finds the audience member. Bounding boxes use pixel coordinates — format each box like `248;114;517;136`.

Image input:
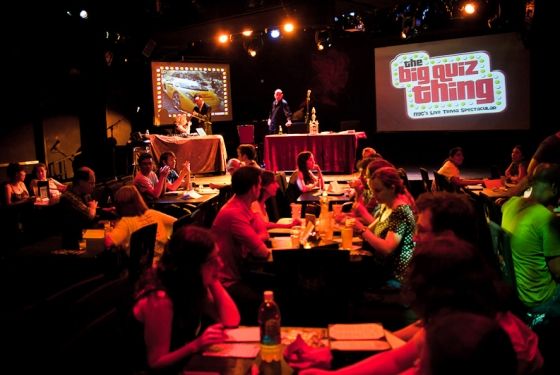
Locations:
301;236;542;375
251;170;300;232
59;167;97;249
419;311;518;375
158;151;191;191
237;144;259;168
501;163;560;318
209;158;241;191
505;145;528;184
211;166;271;324
437;146;484;187
29;162;67;199
131;226;239;373
4;162;31;206
134;153;169;205
286;151;323;203
353;167;416;286
105;185;176;263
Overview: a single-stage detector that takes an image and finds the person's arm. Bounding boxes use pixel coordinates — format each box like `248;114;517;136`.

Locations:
504;163;514;179
205;105;212;121
140;294;227;370
50;178;68;192
514;162;528;183
451;176;484;186
359;228;402;255
167;161;190;191
230;210;271;259
300;334;420;375
283;101;292;126
207;280;240;327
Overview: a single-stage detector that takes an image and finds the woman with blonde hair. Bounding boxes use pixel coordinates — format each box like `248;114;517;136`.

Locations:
105;185;176;262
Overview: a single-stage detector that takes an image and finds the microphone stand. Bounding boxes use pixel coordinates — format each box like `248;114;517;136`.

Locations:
106;119;122;180
304;90;311;130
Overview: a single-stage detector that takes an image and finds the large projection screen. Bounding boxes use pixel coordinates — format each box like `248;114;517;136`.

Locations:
375;33;530;132
151;61;232;126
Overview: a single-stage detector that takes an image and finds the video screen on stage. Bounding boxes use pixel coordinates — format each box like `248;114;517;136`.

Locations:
374;32;530;132
151;61;232;126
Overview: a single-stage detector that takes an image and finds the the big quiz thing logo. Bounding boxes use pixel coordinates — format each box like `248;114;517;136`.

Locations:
391;51;506;119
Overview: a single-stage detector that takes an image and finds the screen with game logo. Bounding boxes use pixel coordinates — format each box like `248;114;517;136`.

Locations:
151;61;232;126
375;32;530;132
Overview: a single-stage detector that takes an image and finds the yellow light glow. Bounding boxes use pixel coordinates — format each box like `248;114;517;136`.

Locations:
283;22;295;33
464;3;476;15
242;29;253;37
218;34;230;44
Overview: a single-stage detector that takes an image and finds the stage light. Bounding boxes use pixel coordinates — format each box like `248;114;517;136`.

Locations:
269;28;281;38
243;35;263;57
242;29;253;37
283;22;295;33
79;10;88;19
463;2;477;15
334;11;366;32
217;33;230;44
315;30;332;50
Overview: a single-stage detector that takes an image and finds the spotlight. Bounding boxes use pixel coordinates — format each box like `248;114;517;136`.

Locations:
334;11;366;32
315;30;333;50
242;29;253;37
243;35;263;57
269;28;281;39
217;33;230;44
283;22;295;33
79;10;88;19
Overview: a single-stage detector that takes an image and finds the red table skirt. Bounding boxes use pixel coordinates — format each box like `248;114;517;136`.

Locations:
263;132;366;173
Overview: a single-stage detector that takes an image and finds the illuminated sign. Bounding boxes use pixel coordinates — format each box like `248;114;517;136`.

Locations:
391;51;506;119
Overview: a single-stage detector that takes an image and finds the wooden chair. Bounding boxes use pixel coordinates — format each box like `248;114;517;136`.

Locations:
128;223;157;284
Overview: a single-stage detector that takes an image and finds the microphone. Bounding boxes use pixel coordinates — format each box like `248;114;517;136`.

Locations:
50;139;61;151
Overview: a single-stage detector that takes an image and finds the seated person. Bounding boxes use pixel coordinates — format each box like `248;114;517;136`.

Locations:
501;163;560;318
300;236;543;375
504;145;528;184
209;158;241;190
211;166;271;324
131;226;239;373
105;185;176;263
353;167;416;286
158;151;191;191
237;144;259;168
133;153;170;205
175;112;191;134
286;151;323;203
29;162;67;200
59;167;98;249
437;146;483;187
4;162;31;206
251;170;300;233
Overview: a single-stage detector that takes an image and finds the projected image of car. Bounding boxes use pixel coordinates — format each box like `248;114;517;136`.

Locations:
163;74;220;112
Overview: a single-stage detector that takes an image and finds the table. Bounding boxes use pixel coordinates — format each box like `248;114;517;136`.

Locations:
264;132;366;173
149;134;227;174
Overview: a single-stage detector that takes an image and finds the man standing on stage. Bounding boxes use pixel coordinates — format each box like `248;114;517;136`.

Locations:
192;94;212;134
267;88;292;134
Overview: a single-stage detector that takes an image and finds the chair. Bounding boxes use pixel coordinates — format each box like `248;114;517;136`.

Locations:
432;170;460;193
128;223;157;283
237;124;255;144
397;167;411;191
419;167;431;193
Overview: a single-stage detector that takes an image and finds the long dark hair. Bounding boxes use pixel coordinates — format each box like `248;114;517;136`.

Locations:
296;151;314;184
136;226;216;317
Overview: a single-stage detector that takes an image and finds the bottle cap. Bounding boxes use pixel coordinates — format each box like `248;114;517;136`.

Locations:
264;290;274;301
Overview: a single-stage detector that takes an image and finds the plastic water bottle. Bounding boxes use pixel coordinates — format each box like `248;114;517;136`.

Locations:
258;290;282;362
145;129;150;136
278;125;283;135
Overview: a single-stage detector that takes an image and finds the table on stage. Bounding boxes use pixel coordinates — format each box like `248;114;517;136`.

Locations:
148;134;227;174
263;132;366;173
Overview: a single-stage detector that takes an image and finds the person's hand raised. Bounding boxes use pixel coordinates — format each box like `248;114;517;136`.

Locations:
193;323;227;352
